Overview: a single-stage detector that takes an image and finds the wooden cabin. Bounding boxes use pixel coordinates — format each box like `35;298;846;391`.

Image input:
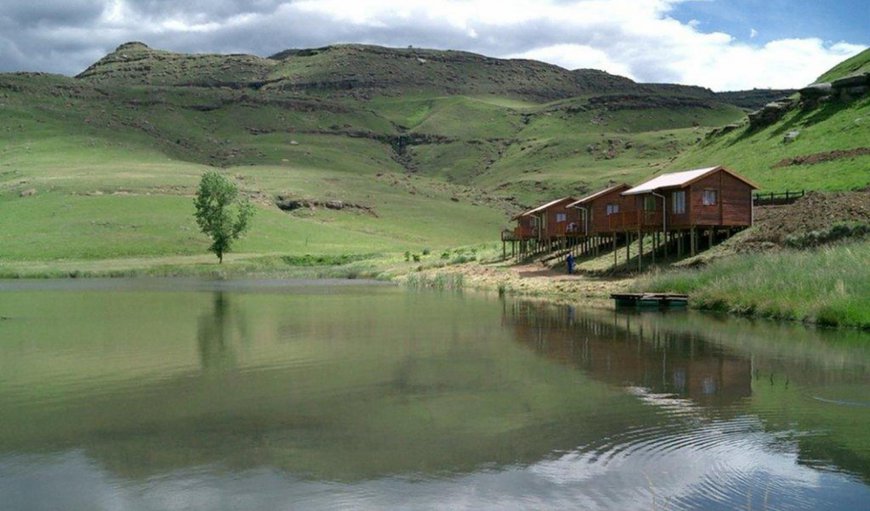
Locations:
511;197;579;240
611;166;757;231
566;183;636;236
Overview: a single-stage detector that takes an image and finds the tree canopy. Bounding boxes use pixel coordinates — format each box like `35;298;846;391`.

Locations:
193;171;254;263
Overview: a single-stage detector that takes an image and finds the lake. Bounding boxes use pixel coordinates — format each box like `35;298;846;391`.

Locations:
0;279;868;510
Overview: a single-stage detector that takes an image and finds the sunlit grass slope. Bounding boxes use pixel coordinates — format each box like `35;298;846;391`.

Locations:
668;50;870;192
668;97;870;191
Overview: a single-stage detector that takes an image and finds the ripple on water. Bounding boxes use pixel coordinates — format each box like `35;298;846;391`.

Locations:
526;388;849;511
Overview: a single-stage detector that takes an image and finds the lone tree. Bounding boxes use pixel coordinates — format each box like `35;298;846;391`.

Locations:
194;171;254;263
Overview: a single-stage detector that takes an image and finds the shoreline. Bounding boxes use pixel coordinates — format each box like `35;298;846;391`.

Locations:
2;238;866;330
401;261;634;309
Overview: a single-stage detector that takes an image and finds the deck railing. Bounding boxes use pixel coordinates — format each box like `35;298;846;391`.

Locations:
607;210;663;231
753;190;805;206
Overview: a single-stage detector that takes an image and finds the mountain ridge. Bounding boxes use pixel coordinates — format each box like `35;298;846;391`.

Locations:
74;42;790;106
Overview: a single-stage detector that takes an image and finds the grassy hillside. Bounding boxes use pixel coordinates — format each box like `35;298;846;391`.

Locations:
663;49;869;192
817;48;870;83
667;96;869;191
0;43;865;274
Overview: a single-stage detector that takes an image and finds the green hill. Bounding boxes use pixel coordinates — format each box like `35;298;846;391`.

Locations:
666;49;869;192
816;48;870;83
0;43;863;275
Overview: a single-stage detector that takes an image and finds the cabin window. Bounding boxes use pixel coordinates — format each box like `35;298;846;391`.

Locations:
643;196;657;211
672;190;686;214
556;212;567;222
606;203;620;215
703;189;718;206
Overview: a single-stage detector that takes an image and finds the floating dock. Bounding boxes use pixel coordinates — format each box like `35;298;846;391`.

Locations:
611;293;689;309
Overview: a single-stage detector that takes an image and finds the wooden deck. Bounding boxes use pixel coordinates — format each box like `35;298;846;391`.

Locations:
611;293;689;308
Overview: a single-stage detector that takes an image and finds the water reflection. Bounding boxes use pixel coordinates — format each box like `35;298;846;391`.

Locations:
0;284;868;510
197;292;242;372
504;301;752;407
503;299;870;484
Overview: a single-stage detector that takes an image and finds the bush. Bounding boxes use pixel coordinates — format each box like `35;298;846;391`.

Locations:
784;222;869;248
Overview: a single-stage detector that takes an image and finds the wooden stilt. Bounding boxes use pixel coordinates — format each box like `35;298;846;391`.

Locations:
613;234;617;268
664;231;669;259
638;231;643;272
675;231;680;258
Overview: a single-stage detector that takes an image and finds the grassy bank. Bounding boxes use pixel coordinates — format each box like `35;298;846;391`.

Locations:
636;241;870;328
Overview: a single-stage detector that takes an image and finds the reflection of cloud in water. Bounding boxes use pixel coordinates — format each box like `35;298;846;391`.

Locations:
3;418;866;511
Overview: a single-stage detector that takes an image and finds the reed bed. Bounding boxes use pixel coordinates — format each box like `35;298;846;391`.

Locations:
638;241;869;328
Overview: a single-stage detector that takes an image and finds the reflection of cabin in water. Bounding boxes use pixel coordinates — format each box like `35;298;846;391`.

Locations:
504;301;752;407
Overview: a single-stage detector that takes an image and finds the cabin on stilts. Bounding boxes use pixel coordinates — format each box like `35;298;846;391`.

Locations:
501;166;758;269
615;165;758;265
502;197;580;257
565;183;635;259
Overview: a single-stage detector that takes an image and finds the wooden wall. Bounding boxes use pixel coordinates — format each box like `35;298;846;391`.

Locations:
583;186;636;235
541;200;581;237
688;170;753;227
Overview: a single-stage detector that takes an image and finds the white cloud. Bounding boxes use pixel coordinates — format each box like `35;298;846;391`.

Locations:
268;0;868;90
750;28;758;39
509;44;636;79
0;0;866;90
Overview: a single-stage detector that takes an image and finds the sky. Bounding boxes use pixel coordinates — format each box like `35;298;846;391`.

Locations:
0;0;866;91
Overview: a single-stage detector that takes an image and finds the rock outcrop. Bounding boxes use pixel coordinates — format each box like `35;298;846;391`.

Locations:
747;98;796;129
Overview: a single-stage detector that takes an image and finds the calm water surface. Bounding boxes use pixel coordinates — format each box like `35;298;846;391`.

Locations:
0;279;868;510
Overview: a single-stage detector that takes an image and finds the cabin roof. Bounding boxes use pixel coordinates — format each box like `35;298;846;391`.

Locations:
566;183;631;208
512;196;576;220
622;166;758;195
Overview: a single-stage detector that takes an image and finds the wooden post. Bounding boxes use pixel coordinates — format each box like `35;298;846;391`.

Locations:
626;231;631;265
708;228;713;249
677;230;682;258
690;227;696;256
613;234;617;269
664;230;669;260
638;231;643;272
502;241;506;260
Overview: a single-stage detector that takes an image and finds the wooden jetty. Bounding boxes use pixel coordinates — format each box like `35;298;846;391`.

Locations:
611;293;689;308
